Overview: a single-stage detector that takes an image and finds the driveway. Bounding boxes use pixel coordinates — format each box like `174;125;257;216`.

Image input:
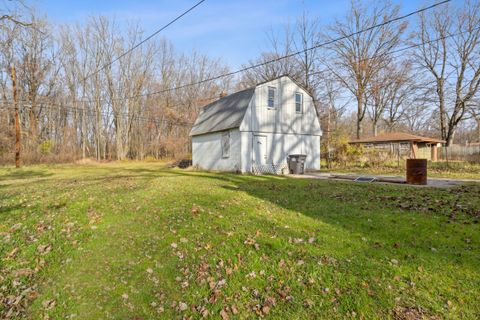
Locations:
290;172;480;188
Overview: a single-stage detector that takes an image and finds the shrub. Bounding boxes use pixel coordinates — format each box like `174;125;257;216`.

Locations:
38;140;54;155
144;156;158;162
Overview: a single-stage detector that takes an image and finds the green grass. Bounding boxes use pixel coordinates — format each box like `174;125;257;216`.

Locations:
1;162;479;319
323;161;480;180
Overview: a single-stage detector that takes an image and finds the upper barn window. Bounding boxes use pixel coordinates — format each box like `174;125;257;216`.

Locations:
295;92;303;113
267;86;276;108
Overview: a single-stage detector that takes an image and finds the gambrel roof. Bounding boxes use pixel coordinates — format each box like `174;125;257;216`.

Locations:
189;75;312;137
189;87;255;136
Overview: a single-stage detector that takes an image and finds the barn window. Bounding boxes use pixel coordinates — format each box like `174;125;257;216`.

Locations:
268;86;276;108
221;131;230;158
295;92;303;113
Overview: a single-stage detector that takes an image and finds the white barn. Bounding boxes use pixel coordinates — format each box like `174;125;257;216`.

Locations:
189;76;322;174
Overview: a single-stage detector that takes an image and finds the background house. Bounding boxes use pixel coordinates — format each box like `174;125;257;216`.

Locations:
190;76;322;173
349;132;446;161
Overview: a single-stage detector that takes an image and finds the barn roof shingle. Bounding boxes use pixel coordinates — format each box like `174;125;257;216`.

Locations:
189;87;255;136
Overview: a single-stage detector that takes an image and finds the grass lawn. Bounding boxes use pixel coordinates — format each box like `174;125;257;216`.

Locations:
1;162;479;319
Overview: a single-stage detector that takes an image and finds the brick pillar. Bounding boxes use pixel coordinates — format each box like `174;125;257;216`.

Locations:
431;144;438;162
410;142;418;159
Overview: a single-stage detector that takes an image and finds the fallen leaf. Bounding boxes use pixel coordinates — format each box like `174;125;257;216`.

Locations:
220;307;230;320
37;244;52;255
178;302;188;311
304;299;314;308
42;299;55;310
6;247;19;259
191;205;200;215
261;305;270;314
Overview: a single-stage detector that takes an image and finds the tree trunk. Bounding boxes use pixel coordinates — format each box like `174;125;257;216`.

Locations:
11;65;21;168
476;119;480;142
82;101;87;159
446;127;455;147
326;103;332;169
356;94;363;139
114;117;124;160
437;78;447;141
372;122;378;137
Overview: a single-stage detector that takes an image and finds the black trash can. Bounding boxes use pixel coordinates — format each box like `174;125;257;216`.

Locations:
287;154;307;174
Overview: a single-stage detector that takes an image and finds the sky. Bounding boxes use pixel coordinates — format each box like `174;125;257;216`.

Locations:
30;0;453;69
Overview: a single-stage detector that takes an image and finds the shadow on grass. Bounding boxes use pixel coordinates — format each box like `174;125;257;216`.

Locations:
0;169;53;181
4;164;477;273
168;169;479;272
0;202;25;215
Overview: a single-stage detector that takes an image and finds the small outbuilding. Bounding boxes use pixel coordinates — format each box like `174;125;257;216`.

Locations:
190;75;322;173
349;132;446;161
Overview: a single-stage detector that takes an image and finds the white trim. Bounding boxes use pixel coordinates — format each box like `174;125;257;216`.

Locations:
295;92;303;114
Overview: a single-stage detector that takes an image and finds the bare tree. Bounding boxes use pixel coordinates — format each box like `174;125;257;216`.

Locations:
14;14;56;147
0;0;32;28
366;60;414;135
238;24;298;88
467;99;480;142
325;0;407;138
293;9;322;95
415;0;480;145
317;75;350;167
382;62;416;132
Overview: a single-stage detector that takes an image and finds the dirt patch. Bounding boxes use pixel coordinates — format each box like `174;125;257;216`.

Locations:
74;158;101;165
393;306;441;320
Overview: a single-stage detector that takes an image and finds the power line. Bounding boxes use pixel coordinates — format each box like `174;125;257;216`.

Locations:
3;17;471;122
3;18;471;126
83;0;207;82
0;94;226;127
314;24;480;76
0;0;457;123
95;0;450;103
0;102;194;127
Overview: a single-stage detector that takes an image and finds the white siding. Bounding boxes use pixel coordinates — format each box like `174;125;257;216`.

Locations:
239;76;321;172
192;76;321;174
192;129;241;172
240;76;322;136
240;131;253;173
242;132;320;171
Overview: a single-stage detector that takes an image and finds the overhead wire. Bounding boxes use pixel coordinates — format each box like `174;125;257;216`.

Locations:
86;0;450;103
2;18;472;129
82;0;207;82
0;0;455;126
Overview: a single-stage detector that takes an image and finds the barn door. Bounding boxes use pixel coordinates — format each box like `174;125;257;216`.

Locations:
253;135;267;165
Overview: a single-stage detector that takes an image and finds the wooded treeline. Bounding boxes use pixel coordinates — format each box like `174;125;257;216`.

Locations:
0;6;231;164
1;0;480;165
240;0;480;149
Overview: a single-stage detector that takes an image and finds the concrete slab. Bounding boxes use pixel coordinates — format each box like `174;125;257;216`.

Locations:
291;172;479;188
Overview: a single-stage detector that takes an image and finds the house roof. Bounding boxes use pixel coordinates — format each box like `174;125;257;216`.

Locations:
189;87;255;136
189;75;313;137
349;132;446;144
